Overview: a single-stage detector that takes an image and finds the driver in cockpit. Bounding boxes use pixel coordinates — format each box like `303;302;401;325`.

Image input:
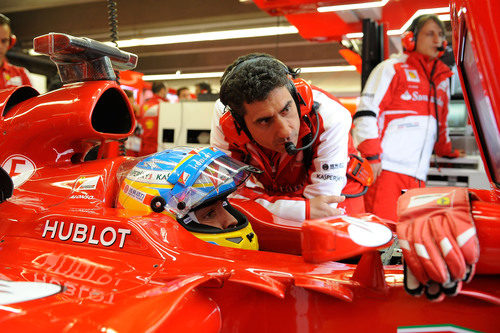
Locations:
117;146;260;250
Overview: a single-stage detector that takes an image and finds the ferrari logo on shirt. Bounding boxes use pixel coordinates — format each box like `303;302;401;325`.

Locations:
404;69;420;83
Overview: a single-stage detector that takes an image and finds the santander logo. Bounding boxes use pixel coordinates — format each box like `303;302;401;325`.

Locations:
400;91;412;101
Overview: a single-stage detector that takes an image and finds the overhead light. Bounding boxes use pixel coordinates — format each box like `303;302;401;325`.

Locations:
143;65;357;81
344;7;450;39
300;65;356;73
390;7;450;34
437;14;451;22
105;26;298;48
318;0;389;13
143;72;224;81
28;25;299;55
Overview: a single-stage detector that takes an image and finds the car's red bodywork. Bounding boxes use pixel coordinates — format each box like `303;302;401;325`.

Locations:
0;1;499;331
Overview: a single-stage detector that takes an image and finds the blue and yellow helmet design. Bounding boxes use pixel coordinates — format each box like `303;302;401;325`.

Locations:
117;147;259;250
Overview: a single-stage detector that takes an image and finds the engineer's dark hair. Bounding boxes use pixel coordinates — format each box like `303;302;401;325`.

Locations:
152;81;166;94
0;13;11;27
219;53;299;118
409;14;446;37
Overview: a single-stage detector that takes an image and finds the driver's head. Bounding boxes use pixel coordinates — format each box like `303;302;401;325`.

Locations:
117;147;259;250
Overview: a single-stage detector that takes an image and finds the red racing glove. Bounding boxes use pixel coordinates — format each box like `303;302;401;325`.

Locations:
396;187;479;301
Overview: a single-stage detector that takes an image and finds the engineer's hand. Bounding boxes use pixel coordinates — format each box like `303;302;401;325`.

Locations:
309;195;345;219
370;162;382;181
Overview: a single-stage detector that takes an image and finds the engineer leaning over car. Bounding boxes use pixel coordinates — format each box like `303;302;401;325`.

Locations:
211;53;371;222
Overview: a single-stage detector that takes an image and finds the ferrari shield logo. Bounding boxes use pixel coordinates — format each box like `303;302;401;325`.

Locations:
404;69;420;83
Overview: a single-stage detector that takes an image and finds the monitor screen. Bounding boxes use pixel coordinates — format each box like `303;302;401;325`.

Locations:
461;31;500;187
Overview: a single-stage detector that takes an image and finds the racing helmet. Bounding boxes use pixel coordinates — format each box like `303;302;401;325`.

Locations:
117;147;259;250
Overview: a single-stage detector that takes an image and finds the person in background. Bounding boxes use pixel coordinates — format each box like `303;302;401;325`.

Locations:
138;81;168;156
177;86;194;101
195;82;211;96
211;53;369;222
351;14;460;221
124;89;140;118
196;81;219;101
0;13;32;89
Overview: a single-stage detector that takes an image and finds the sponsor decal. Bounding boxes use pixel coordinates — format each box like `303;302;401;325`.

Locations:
322;163;346;171
124;184;147;203
145;119;155;130
436;196;450;206
400;91;444;106
0;280;63;306
316;174;345;181
1;154;36;188
404;69;420;82
75;175;100;191
408;193;448;208
42;220;131;248
70;194;95;200
178;171;189;185
127;169;171;184
32;253;118;304
143;158;173;170
400;91;412;101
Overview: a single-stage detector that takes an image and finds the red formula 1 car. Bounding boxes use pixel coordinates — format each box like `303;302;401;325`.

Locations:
0;1;499;330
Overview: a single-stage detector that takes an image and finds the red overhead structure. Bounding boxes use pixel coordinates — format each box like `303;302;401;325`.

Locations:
253;0;450;42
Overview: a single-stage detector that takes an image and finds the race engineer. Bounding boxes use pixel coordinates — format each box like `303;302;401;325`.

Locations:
117;146;260;250
137;81;169;156
0;13;32;89
211;53;371;222
351;14;460;221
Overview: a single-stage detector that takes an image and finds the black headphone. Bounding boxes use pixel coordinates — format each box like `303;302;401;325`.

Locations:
219;55;320;156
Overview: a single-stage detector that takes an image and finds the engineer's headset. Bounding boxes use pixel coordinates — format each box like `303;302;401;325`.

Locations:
401;14;447;57
219;56;320;156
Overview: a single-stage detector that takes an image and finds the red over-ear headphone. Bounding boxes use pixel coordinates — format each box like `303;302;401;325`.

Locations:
220;78;314;148
401;15;447;57
8;34;17;50
401;30;416;53
402;31;447;57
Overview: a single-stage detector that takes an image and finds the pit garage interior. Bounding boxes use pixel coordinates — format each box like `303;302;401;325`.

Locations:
1;0;490;189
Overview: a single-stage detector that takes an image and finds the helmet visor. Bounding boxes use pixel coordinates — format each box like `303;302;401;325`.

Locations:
167;154;256;217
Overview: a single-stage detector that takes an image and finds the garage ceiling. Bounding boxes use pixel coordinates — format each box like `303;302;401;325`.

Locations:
2;0;349;76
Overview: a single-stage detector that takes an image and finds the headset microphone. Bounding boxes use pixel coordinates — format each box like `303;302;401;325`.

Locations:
284;107;320;155
436;45;445;51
